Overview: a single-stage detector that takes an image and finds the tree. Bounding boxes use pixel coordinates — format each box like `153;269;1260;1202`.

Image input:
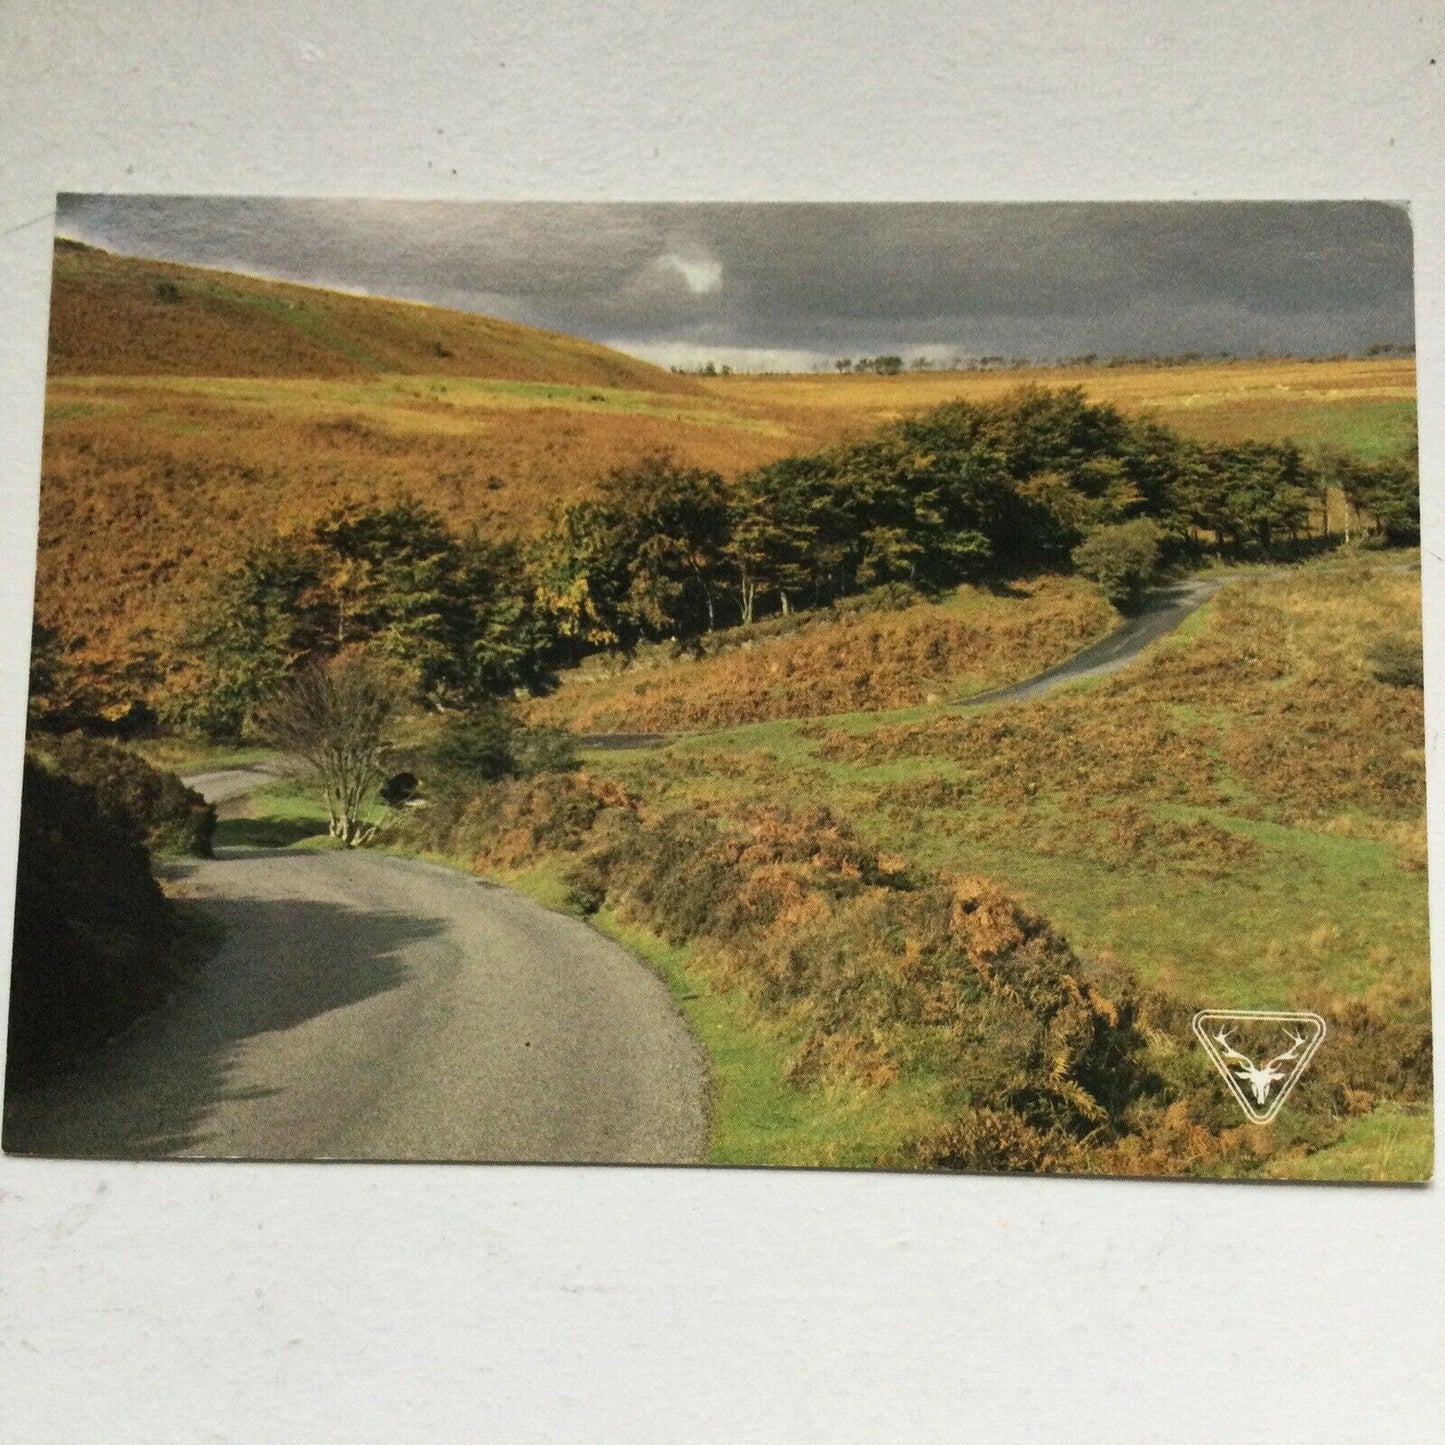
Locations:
257;652;400;846
1072;519;1163;612
729;454;848;614
1338;453;1420;544
532;498;636;650
596;454;731;638
170;537;330;737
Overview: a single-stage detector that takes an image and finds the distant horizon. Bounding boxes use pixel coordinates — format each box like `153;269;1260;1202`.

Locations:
53;198;1417;376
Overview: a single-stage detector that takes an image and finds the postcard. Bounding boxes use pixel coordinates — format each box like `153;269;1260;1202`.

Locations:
1;198;1429;1180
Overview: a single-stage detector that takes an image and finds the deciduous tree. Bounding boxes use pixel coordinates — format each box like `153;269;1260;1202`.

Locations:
256;651;400;846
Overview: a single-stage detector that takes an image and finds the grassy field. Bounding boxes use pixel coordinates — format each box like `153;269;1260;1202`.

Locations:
702;358;1418;458
574;556;1427;1009
524;551;1429;1179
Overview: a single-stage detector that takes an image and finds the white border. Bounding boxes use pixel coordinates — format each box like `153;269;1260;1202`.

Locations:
2;4;1442;1442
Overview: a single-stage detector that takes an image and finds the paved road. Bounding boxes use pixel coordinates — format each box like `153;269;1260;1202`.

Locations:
181;762;295;805
959;577;1224;707
5;845;707;1164
575;732;667;752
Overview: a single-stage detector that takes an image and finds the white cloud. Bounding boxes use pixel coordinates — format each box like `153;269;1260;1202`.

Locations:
656;253;723;295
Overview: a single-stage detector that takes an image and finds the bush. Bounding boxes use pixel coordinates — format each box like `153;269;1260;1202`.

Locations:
511;722;579;777
432;704;579;785
4;761;178;1091
1072;519;1163;611
32;734;215;857
910;1108;1077;1174
831;582;924;615
433;704;516;781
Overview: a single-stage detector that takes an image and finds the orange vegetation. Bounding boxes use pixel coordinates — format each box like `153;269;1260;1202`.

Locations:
524;576;1114;731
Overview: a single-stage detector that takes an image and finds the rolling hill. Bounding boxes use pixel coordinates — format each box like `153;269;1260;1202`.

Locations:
48;238;702;392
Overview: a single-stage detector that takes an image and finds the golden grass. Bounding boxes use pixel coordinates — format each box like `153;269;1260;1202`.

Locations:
525;576;1114;731
702;357;1417;450
48;243;701;391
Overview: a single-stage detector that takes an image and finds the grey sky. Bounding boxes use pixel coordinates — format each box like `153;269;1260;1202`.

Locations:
55;197;1415;372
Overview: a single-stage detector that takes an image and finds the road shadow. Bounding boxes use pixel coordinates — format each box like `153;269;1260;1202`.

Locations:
214;815;331;848
2;886;444;1160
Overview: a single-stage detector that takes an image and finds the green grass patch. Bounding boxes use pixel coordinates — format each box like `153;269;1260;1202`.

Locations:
212;776;334;849
1261;1104;1433;1182
488;855;586;915
588;908;949;1169
878;818;1425;1010
1281;399;1419;460
1152;395;1417;460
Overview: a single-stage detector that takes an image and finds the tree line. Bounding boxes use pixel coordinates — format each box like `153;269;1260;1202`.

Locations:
29;385;1420;739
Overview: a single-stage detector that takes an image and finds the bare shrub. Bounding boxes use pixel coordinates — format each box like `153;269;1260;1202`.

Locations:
257;651;400;845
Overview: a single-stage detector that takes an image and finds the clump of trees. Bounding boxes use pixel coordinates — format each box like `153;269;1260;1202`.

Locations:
833;355;905;375
166;497;553;737
43;384;1415;740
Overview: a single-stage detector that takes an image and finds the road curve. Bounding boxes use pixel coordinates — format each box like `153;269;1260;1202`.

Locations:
959;577;1224;707
180;762;294;804
4;847;708;1163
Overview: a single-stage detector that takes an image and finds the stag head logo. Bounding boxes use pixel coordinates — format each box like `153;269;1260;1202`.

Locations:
1192;1010;1326;1124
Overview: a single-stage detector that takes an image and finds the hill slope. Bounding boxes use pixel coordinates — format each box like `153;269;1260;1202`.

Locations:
48;239;700;393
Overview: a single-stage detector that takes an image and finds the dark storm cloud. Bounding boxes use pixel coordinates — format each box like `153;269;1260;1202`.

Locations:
54;197;1414;369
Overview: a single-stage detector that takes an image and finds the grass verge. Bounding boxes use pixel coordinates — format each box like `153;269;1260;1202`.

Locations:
489;857;950;1169
1260;1104;1433;1183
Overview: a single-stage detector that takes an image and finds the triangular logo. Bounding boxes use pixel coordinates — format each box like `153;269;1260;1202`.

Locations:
1192;1010;1327;1124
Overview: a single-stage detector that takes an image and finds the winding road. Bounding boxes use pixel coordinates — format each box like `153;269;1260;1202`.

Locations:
958;577;1224;706
575;572;1230;748
4;770;706;1163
